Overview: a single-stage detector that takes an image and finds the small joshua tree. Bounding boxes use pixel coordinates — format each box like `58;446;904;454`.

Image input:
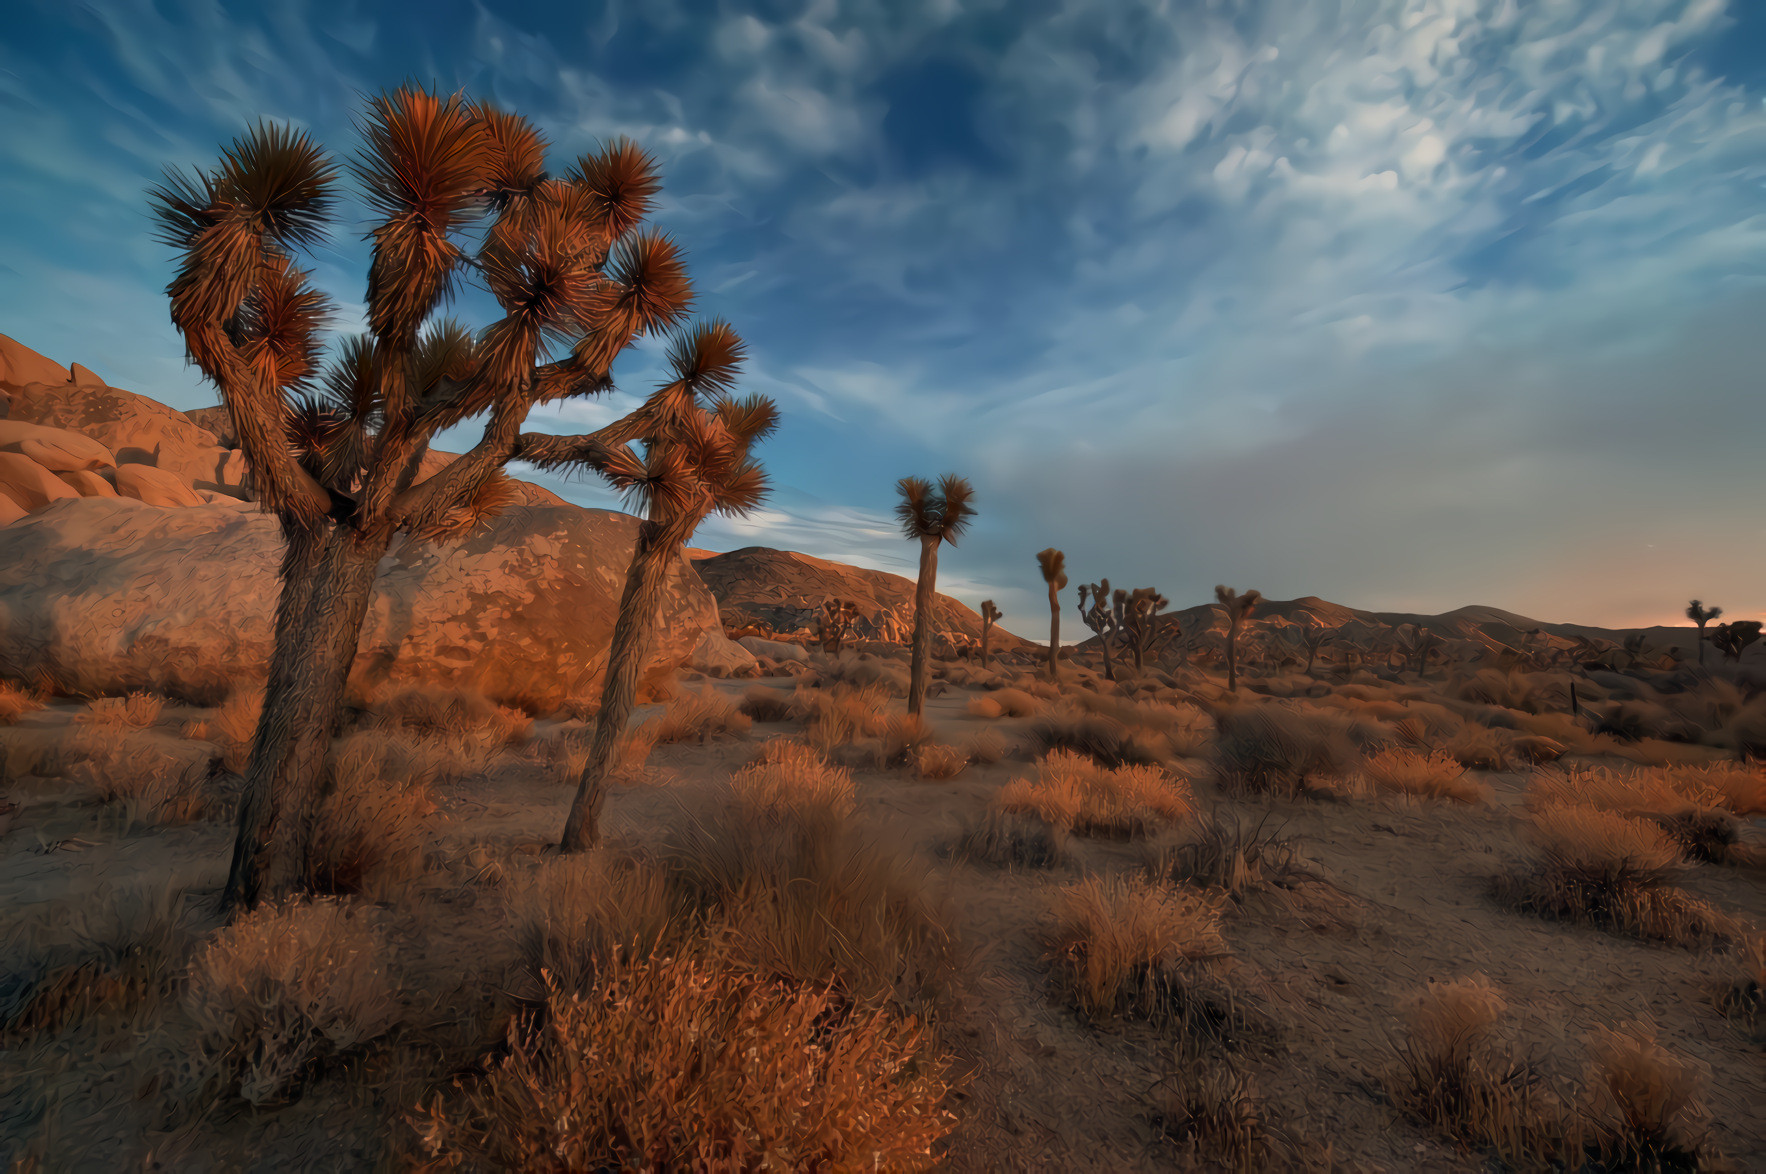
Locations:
152;90;729;909
1621;631;1654;671
1297;616;1334;677
1686;600;1723;669
897;475;976;716
560;360;776;853
1395;624;1442;676
1117;586;1171;672
819;598;861;656
1077;578;1118;681
1214;585;1262;693
978;599;1002;669
1037;549;1068;683
1710;620;1762;664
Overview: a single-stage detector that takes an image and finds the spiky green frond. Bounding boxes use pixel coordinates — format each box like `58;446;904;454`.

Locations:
896;476;936;540
667;320;746;398
571;137;661;240
715;393;779;446
934;473;976;545
216;121;338;249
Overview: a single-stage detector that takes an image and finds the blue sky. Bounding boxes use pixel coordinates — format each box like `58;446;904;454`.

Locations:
2;0;1763;630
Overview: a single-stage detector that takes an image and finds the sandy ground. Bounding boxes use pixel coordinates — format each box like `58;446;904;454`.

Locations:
1;673;1763;1172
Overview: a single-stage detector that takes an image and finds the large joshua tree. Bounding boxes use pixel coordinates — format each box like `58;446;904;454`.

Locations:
1686;599;1723;669
1214;585;1262;693
560;370;775;852
153;89;737;909
896;475;976;716
1037;549;1067;682
1118;586;1171;672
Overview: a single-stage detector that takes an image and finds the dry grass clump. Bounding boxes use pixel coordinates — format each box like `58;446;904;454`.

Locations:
954;810;1069;869
0;884;193;1038
996;750;1194;839
737;685;794;723
1386;975;1573;1165
645;686;752;744
819;652;910;697
1211;704;1360;797
1660;762;1766;817
661;778;956;1011
369;684;532;761
66;730;215;824
1150;814;1313;902
506;853;682;1001
727;743;855;821
987;687;1047;718
0;679;45;725
1455;668;1544;713
966;694;1004;719
789;682;890;752
1493;806;1734;947
79;690;165;728
1153;1064;1272;1173
1526;765;1755;864
1047;875;1233;1029
1582;1020;1711;1171
962;726;1011;764
183;683;265;773
912;742;968;780
540;724;661;790
185;897;398;1106
1025;707;1167;768
873;712;934;768
414;951;955;1173
1715;934;1765;1041
1439;723;1512;771
1360;747;1490;804
304;731;442;896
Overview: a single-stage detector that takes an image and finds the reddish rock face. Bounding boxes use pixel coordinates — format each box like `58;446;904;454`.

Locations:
0;498;721;711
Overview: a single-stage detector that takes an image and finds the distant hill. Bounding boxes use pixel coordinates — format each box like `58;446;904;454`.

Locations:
690;547;1034;650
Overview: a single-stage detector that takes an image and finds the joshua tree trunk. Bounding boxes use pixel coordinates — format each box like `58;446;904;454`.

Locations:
979;626;991;671
1045;582;1061;682
1099;628;1118;681
907;536;939;717
224;523;387;909
1695;620;1707;668
560;520;676;853
1225;625;1239;693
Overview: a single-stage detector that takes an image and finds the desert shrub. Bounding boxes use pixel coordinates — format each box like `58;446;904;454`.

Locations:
507;853;683;1001
1715;935;1765;1041
1153;1065;1272;1172
645;686;752;744
1455;669;1543;713
995;749;1193;839
304;731;441;895
1723;696;1766;760
66;729;214;823
988;687;1048;718
1527;765;1752;862
912;742;968;780
1047;875;1234;1031
79;691;164;729
185;897;398;1106
1361;747;1489;804
789;683;889;752
0;680;45;725
1386;975;1573;1165
183;682;265;774
661;780;955;1010
1150;814;1312;901
1026;706;1169;768
1211;704;1359;797
820;653;909;697
1440;724;1512;771
954;810;1069;870
966;694;1004;720
1593;700;1701;745
874;713;934;768
1582;1020;1710;1171
1661;762;1766;817
0;884;193;1037
370;684;532;764
542;724;661;790
413;951;955;1172
728;744;855;822
738;686;794;723
1511;734;1567;765
1493;807;1733;947
962;727;1011;764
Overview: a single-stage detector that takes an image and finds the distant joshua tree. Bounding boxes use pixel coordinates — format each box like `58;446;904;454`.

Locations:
1037;549;1067;682
1118;586;1171;672
978;599;1002;669
819;598;861;656
1686;600;1723;669
1297;617;1334;677
1711;620;1762;664
150;89;752;908
1621;631;1653;671
896;475;976;716
1396;623;1442;676
1214;585;1262;692
1077;578;1119;681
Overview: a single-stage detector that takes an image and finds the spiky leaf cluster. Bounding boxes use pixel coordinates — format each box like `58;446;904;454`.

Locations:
895;475;976;546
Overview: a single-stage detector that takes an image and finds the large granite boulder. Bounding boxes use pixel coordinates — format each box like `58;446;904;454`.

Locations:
0;497;721;712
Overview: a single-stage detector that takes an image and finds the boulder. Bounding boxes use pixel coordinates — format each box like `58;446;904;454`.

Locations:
56;469;118;498
0;494;24;527
0;497;722;711
0;420;114;472
114;463;204;508
0;451;79;511
0;333;71;388
687;631;760;677
184;404;236;447
3;379;221;487
739;635;809;664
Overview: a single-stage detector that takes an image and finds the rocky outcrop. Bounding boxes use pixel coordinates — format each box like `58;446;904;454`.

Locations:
0;497;721;712
692;547;1032;650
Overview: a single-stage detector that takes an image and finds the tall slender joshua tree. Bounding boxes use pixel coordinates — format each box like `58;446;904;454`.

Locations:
979;600;1002;670
1686;599;1723;669
1037;549;1067;683
896;475;976;716
559;338;775;853
152;90;722;910
1214;585;1262;693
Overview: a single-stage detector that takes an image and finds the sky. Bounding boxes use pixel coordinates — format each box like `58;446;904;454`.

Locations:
1;0;1762;632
